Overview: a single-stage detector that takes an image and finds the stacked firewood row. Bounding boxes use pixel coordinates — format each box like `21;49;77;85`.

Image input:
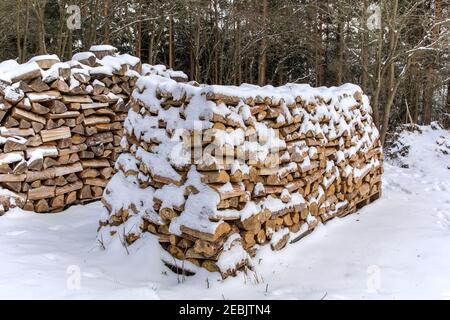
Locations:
98;76;383;278
0;48;187;214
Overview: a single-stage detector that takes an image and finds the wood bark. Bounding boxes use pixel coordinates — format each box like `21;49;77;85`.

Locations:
258;0;268;86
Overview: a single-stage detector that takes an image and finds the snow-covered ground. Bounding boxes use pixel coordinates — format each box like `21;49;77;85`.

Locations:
0;126;449;300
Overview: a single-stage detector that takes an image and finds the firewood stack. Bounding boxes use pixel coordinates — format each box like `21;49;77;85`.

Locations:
141;63;188;83
0;48;187;214
98;76;383;278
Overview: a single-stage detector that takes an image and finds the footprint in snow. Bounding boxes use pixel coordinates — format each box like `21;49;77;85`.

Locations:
82;272;97;278
435;209;450;229
48;225;64;231
43;253;59;261
387;181;412;194
428;182;449;193
5;230;27;236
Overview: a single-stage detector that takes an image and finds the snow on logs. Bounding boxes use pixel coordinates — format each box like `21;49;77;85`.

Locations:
98;76;384;278
0;47;188;214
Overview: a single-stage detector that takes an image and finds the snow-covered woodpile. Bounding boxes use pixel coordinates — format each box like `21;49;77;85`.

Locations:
98;75;383;278
0;47;187;214
141;63;188;83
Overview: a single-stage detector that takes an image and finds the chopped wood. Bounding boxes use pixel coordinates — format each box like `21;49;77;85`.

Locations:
97;81;384;278
26;168;56;182
9;66;41;82
50;195;65;208
79;185;92;199
180;223;231;242
55;181;83;196
58;144;87;156
47;111;80;119
0;127;35;137
49;100;68;114
61;95;93;104
50;79;70;93
83;178;107;187
0;151;24;164
54;162;83;177
40;127;71;142
19;119;31;129
81;159;110;168
28;186;56;200
27;91;62;102
33;57;59;70
11;107;46;124
201;171;230;184
0;174;26;182
31;102;50;115
210;183;245;200
81;103;110;110
3;140;27;153
0;52;143;213
65;191;77;204
83;116;110;126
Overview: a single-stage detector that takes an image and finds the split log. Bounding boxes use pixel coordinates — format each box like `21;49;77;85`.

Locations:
40;127;71;142
28;186;56;200
11;107;46;124
27;91;61;103
81;159;110;168
55;181;83;196
180;222;231;242
62;95;93;104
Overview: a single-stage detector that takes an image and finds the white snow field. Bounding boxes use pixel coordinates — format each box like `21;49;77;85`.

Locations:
0;126;449;300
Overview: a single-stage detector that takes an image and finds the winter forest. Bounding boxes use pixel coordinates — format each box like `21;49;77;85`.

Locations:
1;0;449;144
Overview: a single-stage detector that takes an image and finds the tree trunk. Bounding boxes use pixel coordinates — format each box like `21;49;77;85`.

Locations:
34;1;47;55
370;9;384;129
258;0;268;86
103;0;110;43
380;0;399;145
135;2;142;58
168;14;174;69
148;19;156;65
446;80;450;114
66;26;72;59
422;0;441;125
194;14;201;81
422;73;434;125
22;0;30;62
213;0;220;84
361;0;369;91
380;63;395;145
411;68;420;124
323;1;331;86
313;1;324;87
235;0;242;85
16;0;23;62
336;20;344;85
56;0;67;59
90;0;99;47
